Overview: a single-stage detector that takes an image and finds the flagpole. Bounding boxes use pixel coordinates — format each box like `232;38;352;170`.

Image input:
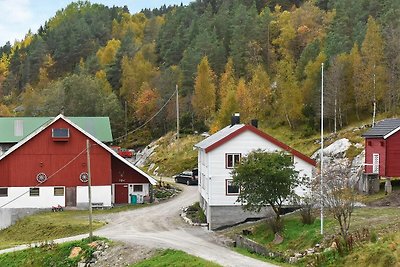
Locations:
320;63;324;235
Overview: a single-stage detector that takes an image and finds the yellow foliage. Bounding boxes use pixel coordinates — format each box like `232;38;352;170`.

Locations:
96;39;121;66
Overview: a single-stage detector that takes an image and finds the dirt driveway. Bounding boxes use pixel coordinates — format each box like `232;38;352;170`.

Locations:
95;185;277;267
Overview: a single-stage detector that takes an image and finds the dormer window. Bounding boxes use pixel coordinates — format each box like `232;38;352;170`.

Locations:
52;128;70;141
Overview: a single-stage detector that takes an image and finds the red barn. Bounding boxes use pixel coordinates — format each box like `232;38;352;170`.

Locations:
362;119;400;177
0;114;156;209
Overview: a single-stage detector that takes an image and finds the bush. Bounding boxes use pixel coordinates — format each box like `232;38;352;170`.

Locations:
300;205;316;225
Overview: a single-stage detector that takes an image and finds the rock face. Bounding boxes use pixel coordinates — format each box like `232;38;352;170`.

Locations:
312;138;352;161
312;138;365;187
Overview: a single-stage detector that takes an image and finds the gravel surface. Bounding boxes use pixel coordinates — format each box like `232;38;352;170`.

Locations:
94;186;277;267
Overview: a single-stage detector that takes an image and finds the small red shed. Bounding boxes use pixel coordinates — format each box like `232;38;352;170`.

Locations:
362;118;400;177
0;114;156;209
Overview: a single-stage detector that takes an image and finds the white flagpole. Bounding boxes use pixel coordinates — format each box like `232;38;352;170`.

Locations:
320;63;324;235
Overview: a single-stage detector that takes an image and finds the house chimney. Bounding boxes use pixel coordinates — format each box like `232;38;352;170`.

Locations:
231;112;240;126
250;119;258;128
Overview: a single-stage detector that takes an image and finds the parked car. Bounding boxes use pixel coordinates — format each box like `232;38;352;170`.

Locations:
174;168;198;185
111;146;133;158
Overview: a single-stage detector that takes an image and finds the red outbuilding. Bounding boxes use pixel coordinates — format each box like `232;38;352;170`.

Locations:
0;114;156;209
362;118;400;177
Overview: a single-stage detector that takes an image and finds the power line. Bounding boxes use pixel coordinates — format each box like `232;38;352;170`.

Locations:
114;87;178;142
0;146;89;208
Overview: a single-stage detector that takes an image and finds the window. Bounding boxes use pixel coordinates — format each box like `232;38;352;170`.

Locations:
0;188;8;197
368;141;372;146
30;188;39;197
52;128;70;138
226;153;241;169
226;179;239;195
133;185;143;192
54;187;64;196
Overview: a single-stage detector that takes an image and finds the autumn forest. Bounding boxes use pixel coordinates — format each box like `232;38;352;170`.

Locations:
0;0;399;145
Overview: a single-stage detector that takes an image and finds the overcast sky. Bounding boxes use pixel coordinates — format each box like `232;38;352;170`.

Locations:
0;0;193;46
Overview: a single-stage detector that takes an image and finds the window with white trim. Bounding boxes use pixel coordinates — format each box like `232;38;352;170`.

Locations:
0;188;8;197
226;179;239;195
30;188;39;197
54;187;64;196
133;185;143;192
226;153;241;169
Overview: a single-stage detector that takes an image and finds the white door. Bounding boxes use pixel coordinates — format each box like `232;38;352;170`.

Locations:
372;153;380;174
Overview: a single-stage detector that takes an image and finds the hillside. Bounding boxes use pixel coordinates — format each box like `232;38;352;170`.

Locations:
0;0;399;146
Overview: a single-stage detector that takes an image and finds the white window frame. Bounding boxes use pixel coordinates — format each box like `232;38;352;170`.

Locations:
372;153;380;174
226;179;240;195
54;187;64;196
226;153;241;169
133;184;143;192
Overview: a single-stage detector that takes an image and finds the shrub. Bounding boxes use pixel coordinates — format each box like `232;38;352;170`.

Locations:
267;217;284;234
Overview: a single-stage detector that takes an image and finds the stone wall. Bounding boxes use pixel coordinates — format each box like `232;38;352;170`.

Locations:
235;235;284;259
208;205;274;230
0;208;41;229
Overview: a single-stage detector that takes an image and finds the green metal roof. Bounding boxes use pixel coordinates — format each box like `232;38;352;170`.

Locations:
0;116;113;143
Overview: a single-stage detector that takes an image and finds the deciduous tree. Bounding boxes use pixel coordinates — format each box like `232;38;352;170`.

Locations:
232;150;301;232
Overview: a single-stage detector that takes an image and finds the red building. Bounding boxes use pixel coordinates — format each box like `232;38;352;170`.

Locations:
0;114;156;209
362;118;400;177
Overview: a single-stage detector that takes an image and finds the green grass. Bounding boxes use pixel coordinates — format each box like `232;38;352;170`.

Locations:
0;237;105;267
0;210;105;249
233;247;292;267
0;202;153;250
130;249;222;267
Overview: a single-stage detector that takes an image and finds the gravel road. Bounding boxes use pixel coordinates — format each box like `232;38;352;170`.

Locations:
95;185;277;267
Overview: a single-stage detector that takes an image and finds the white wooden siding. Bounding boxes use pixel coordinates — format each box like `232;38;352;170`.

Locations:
200;130;314;206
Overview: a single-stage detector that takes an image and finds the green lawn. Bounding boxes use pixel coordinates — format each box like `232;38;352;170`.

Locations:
0;204;150;250
0;237;104;267
227;207;400;266
131;249;221;267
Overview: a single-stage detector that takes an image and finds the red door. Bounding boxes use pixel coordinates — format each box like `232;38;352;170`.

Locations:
115;184;128;204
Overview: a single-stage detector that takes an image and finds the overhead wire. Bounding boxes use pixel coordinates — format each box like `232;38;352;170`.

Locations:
0;146;91;208
113;87;178;142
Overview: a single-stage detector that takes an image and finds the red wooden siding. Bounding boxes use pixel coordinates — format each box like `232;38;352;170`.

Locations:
111;157;149;184
0;119;111;187
364;138;386;176
386;133;400;177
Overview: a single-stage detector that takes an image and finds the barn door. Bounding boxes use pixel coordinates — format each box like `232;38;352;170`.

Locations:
372;153;380;174
65;187;77;207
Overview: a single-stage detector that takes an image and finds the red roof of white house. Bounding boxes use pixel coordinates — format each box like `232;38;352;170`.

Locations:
195;124;316;166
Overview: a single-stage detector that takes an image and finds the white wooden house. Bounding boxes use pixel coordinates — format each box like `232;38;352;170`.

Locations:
194;118;316;230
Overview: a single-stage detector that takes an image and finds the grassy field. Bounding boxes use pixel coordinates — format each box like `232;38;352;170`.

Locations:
0;204;149;250
146;132;203;176
131;249;221;267
225;205;400;266
0;237;104;267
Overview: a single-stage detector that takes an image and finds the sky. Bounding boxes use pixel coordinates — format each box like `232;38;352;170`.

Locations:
0;0;193;46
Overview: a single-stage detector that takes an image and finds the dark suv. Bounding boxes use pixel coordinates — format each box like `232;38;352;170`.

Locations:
174;168;198;185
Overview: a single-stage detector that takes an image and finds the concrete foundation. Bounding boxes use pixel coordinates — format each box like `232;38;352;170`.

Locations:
206;204;274;230
0;208;42;229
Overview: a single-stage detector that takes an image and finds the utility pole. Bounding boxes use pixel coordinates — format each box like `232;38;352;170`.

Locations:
176;84;180;140
86;139;93;241
125;101;128;140
320;63;324;235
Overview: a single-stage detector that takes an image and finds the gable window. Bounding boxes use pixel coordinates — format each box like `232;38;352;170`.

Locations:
0;188;8;197
52;128;70;141
30;188;39;197
54;187;64;196
133;185;143;192
226;153;241;169
226;179;239;195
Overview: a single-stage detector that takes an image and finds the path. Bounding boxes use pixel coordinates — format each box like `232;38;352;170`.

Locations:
95;185;277;267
